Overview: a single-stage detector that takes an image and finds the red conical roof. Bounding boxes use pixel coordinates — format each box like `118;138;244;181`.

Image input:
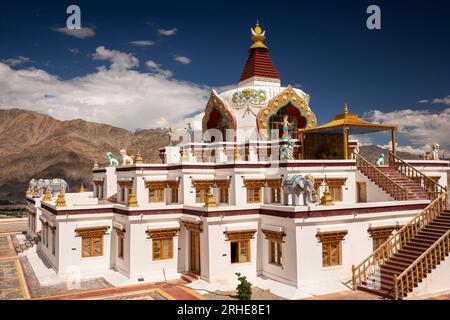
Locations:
239;47;280;83
239;22;280;84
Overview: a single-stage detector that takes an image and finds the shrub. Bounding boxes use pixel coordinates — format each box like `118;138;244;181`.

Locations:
235;272;252;300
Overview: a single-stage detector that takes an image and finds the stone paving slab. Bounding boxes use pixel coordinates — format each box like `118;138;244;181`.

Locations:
0;260;23;299
20;256;113;299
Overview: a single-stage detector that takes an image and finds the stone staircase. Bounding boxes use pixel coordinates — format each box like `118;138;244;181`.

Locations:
377;166;430;200
13;233;38;255
358;209;450;299
181;272;200;283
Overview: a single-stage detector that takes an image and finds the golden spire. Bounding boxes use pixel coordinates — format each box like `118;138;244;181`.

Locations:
80;183;85;193
344;103;349;115
93;159;99;169
250;21;267;49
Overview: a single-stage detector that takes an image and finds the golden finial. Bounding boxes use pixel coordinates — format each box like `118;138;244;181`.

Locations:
134;151;144;164
93;159;99;169
80;183;85;193
56;191;67;207
344;103;349;115
320;183;334;206
250;21;267;49
127;190;138;207
43;188;51;201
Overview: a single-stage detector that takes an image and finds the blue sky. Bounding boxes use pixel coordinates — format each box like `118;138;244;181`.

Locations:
1;0;450;154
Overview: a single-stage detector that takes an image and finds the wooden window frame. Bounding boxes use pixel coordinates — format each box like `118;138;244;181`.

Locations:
81;236;104;258
196;188;208;203
329;185;343;202
271;187;281;204
171;187;179;204
219;187;229;204
247;188;261;203
118;235;124;259
230;240;250;264
149;188;165;203
152;238;174;261
45;225;49;248
269;240;282;266
51;228;56;255
322;242;341;267
316;231;347;268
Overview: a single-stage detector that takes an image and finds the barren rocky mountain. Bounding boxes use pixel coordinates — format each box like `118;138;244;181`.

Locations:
0;109;168;203
0;109;426;204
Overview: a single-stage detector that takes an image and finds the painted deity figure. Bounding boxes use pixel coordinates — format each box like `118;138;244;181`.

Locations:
280;137;294;160
376;152;385;166
166;128;174;146
185;123;193;142
120;149;134;165
106;152;120;167
282;115;292;139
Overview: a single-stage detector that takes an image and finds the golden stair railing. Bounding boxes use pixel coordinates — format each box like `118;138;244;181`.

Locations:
389;152;445;200
354;153;408;200
352;190;448;292
393;229;450;300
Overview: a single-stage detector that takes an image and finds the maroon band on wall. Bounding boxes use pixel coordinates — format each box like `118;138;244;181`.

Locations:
41;202;427;219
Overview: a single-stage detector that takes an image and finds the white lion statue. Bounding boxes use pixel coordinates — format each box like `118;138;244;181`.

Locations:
120;149;134;165
427;144;440;160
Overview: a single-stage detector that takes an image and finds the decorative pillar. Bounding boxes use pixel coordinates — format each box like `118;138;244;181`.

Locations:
343;126;349;160
391;127;397;156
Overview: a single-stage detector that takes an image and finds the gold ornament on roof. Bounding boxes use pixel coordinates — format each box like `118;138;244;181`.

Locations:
43;188;52;202
250;21;267;49
344;103;349;115
204;187;217;208
56;191;67;207
134;151;144;164
93;159;99;169
80;183;85;193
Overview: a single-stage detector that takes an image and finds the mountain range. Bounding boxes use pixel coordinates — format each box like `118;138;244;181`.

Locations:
0;109;421;203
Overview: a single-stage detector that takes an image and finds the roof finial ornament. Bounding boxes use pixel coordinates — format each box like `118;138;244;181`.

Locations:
250;20;267;49
344;103;349;115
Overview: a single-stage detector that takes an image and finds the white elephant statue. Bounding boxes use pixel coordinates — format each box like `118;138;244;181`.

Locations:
282;175;318;206
35;178;70;197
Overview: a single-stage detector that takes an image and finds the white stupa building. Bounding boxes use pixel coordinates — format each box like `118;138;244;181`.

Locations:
26;23;450;299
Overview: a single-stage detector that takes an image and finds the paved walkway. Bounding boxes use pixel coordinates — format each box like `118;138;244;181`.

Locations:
32;280;204;300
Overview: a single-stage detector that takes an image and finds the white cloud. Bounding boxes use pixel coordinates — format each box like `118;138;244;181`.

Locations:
54;27;96;39
92;46;139;71
2;56;30;66
68;48;80;54
145;60;173;78
157;28;177;36
0;47;210;131
174;55;191;64
418;99;429;104
130;40;155;47
365;108;450;154
431;95;450;106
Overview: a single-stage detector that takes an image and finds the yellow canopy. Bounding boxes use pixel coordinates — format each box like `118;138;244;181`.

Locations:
301;104;396;135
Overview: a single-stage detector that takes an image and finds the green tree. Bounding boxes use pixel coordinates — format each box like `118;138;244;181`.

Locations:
235;272;252;300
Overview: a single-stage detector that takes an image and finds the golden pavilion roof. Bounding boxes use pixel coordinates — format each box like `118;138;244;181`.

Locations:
301;104;396;135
